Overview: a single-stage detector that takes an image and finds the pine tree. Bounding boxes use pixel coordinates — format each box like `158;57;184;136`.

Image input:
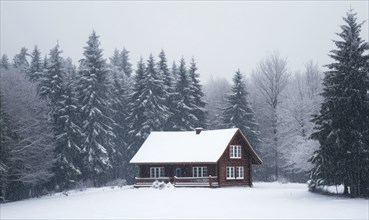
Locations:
13;47;29;69
1;54;10;70
52;73;83;191
120;48;132;77
38;44;65;105
142;54;169;130
172;58;197;131
126;58;146;181
157;50;176;131
77;31;116;186
28;46;43;82
127;55;168;147
158;50;172;88
63;57;77;80
110;65;129;180
310;10;369;197
171;61;179;82
222;70;261;148
110;49;121;67
43;55;48;70
188;58;207;128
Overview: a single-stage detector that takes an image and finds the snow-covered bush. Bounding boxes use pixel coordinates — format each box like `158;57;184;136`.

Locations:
151;180;166;190
307;180;317;192
166;182;174;189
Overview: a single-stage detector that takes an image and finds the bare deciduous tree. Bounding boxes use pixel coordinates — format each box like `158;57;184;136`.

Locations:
279;61;323;181
0;68;55;199
252;52;290;180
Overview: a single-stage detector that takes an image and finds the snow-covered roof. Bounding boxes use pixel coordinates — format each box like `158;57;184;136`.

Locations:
130;128;262;164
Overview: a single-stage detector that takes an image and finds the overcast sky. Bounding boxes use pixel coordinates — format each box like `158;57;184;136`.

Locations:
1;1;368;82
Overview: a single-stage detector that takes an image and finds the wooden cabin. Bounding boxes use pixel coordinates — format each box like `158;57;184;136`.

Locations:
130;128;262;187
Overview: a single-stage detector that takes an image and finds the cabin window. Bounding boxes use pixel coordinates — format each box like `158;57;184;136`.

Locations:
150;167;164;178
236;166;244;179
192;167;208;177
230;145;241;158
226;167;235;179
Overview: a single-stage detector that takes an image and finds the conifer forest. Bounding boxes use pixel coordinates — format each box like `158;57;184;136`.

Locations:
0;7;368;203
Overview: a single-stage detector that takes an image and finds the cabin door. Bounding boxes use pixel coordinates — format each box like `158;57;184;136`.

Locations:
175;168;182;177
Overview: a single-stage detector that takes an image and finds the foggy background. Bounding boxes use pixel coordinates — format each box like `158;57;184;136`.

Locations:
1;1;368;81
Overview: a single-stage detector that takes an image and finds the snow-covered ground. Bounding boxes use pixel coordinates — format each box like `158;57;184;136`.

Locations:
1;182;368;219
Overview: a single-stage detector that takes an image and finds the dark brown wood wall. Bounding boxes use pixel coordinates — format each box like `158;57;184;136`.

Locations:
139;164;217;178
217;131;252;186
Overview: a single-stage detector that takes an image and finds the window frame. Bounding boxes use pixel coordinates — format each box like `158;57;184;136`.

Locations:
230;145;242;159
192;166;208;177
236;166;244;179
150;167;165;178
226;166;235;179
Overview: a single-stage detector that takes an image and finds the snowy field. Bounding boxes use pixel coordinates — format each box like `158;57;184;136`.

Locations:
1;182;368;219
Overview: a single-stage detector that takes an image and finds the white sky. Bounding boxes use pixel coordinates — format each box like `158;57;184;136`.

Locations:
1;1;368;82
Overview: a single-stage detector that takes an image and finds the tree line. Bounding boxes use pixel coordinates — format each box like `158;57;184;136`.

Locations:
0;30;259;201
0;9;368;201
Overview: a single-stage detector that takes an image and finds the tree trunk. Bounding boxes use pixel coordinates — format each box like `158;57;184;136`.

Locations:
1;181;6;202
274;126;278;180
272;107;279;181
343;185;349;195
357;157;361;197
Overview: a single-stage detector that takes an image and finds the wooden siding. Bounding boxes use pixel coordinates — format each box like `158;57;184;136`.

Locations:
217;130;252;186
139;164;217;178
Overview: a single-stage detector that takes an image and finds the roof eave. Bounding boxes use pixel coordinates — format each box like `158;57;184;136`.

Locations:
129;161;218;165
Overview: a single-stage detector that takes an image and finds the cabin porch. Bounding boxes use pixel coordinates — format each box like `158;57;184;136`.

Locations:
134;176;219;187
134;164;219;187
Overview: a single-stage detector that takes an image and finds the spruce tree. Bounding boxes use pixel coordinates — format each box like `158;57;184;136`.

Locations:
310;10;369;197
38;44;65;105
110;49;121;67
127;55;168;148
110;65;129;180
120;48;132;77
222;70;260;148
172;58;197;131
142;54;169;130
43;55;48;70
171;61;179;82
77;31;116;186
188;58;207;128
28;46;43;82
13;47;29;69
126;58;146;182
157;50;176;131
52;74;83;190
63;57;77;80
1;54;9;70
